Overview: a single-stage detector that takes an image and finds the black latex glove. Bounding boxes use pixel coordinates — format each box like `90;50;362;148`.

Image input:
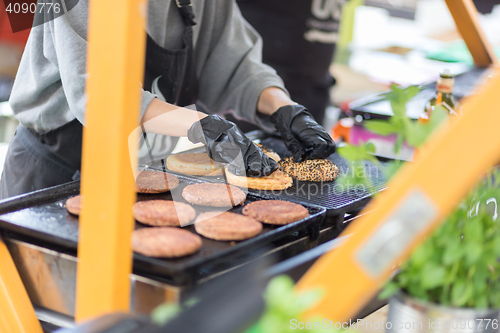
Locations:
270;105;336;162
187;114;278;177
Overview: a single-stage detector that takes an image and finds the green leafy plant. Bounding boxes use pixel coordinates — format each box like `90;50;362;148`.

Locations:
380;170;500;308
246;275;326;333
151;275;336;332
364;84;420;154
336;142;380;191
364;84;448;153
338;84;449;187
151;297;198;326
151;303;181;326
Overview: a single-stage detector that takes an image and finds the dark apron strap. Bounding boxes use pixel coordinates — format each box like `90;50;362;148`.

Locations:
175;0;196;26
143;0;197;105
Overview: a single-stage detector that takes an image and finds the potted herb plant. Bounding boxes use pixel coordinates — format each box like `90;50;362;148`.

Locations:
380;172;500;332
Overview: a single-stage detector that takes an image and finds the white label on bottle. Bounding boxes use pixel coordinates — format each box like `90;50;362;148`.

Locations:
356;189;438;277
437;77;454;94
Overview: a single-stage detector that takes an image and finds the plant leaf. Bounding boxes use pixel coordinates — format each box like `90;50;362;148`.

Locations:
364;120;400;136
420;262;446;290
295;289;324;313
381;160;403;179
337;145;366;161
379;281;400;300
385;84;420;118
151;303;181;326
442;239;463;266
337;142;376;162
451;280;467;306
394;134;404;154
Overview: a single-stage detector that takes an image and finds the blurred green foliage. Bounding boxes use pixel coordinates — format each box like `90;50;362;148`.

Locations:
380;170;500;308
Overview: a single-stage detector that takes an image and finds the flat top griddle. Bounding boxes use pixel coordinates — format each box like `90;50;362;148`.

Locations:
0;174;325;285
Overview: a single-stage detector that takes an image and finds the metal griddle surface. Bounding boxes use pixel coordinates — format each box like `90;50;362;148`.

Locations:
0;176;325;285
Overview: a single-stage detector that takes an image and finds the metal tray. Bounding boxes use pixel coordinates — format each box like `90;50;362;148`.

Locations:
0;175;325;286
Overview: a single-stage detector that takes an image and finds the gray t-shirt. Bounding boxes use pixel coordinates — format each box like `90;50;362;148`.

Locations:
9;0;285;133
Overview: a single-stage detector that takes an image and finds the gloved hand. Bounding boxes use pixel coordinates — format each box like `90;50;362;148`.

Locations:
188;115;278;177
270;105;336;162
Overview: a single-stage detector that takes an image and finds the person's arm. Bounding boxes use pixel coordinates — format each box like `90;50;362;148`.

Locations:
140;98;207;137
256;87;297;116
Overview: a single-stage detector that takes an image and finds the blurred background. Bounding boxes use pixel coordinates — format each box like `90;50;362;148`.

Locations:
1;0;500;171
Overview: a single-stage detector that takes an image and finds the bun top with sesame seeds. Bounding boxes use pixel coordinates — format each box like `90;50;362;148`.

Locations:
279;157;339;182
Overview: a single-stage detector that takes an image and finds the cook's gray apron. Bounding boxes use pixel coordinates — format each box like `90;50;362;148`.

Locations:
0;0;198;199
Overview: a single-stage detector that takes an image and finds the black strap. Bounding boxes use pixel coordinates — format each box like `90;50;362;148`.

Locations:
175;0;196;26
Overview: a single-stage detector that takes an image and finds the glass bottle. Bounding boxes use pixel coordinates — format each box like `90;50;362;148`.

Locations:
424;69;460;116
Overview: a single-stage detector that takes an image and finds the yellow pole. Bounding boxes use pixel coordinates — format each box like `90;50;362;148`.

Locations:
0;238;43;333
445;0;498;67
75;0;147;322
297;69;500;321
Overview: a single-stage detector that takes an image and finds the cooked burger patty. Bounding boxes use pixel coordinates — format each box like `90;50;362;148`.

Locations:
242;200;309;225
132;227;202;258
133;200;196;227
66;195;82;215
194;211;262;241
135;170;180;193
182;183;246;207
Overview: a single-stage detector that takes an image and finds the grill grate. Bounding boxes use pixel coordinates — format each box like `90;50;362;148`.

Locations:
255;137;387;212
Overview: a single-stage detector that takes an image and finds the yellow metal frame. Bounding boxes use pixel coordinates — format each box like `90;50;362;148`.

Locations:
296;58;500;324
75;0;147;322
446;0;498;67
0;238;43;332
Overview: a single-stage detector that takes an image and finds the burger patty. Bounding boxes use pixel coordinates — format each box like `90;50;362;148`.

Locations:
242;200;309;225
182;183;247;207
194;211;262;241
135;170;180;194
